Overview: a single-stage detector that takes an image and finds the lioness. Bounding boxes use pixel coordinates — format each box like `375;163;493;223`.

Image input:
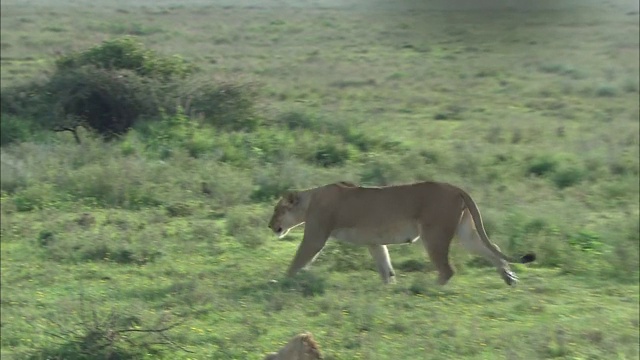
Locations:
268;181;536;286
263;332;322;360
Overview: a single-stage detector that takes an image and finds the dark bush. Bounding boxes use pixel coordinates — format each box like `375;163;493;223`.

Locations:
46;66;163;137
312;143;351;167
527;155;558;176
38;230;55;247
552;165;585;189
48;37;191;137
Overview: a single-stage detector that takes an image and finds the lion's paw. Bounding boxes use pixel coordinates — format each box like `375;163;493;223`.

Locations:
502;269;519;286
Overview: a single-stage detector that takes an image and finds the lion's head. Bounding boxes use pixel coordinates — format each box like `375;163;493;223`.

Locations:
263;332;323;360
268;191;306;238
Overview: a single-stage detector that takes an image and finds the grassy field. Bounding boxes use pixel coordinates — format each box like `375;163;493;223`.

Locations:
1;0;639;359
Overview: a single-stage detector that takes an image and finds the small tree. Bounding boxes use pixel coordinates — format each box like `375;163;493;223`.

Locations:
47;66;163;139
41;37;193;139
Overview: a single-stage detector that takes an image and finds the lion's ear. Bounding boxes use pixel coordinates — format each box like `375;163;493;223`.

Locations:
283;191;300;206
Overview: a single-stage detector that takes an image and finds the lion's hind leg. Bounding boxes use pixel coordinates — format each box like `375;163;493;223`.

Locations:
456;209;518;286
367;245;396;284
420;225;456;286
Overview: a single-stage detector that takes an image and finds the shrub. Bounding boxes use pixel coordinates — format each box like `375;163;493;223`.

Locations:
184;131;216;158
594;85;617;97
502;212;554;260
38;230;55;247
312;142;352;168
23;36;198;138
31;304;184;360
275;110;382;153
277;111;322;130
1;37;263;140
0;115;38;146
250;163;301;202
552;165;585;189
44;66;164;138
55;36;193;80
525;154;585;188
13;183;61;212
0;38;197;141
165;202;193;217
140;108;199;158
526;154;558;176
180;80;259;131
0;81;52;119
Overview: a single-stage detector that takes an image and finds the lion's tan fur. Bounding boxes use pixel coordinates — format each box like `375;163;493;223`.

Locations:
263;332;322;360
268;181;535;286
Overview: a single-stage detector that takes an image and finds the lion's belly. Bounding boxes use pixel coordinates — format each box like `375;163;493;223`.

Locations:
330;222;420;245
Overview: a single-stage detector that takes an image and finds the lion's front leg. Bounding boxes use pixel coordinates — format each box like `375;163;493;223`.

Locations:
286;221;330;278
367;245;396;284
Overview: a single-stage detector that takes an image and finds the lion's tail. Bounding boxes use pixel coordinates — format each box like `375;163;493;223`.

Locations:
459;190;536;264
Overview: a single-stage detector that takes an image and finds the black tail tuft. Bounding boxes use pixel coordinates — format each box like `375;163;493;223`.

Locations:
520;253;536;263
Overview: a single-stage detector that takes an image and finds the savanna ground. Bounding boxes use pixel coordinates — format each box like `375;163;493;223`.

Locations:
1;0;639;359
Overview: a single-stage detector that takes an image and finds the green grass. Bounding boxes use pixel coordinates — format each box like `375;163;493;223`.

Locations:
1;0;639;359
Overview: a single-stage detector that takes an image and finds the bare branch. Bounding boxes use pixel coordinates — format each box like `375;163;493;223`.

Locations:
53;126;82;144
